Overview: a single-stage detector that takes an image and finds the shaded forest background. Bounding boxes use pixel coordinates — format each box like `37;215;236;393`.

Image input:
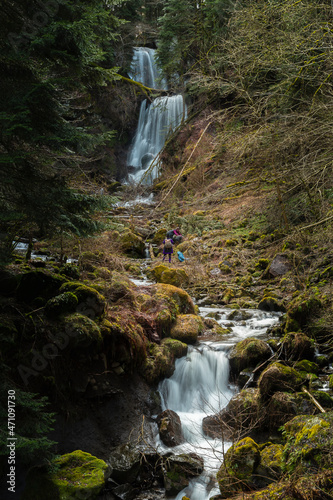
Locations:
1;0;333;492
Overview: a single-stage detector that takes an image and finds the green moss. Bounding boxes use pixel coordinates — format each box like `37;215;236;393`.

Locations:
45;292;78;318
170;314;204;344
156;283;195;314
60;282;106;318
22;450;110;500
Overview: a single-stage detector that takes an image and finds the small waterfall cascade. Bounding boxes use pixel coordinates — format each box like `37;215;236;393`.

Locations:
127;47;186;185
157;307;282;500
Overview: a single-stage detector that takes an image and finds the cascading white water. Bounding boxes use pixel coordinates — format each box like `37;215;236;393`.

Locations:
127;47;186;185
157;308;282;500
128;46;167;89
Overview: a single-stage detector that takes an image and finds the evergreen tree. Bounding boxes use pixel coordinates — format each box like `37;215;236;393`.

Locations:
0;0;125;255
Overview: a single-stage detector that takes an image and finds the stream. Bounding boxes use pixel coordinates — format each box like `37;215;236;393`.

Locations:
131;273;281;500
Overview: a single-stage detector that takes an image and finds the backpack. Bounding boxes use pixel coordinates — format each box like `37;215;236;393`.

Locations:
177;251;185;262
164;239;173;249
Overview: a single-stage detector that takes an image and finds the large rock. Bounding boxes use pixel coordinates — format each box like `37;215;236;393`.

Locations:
163;453;204;496
156;409;184;447
258;362;305;400
170;314;204;344
268;253;291;277
229;337;272;377
253;443;284;487
202;388;260;441
60;282;106;318
117;230;146;257
155;283;195;314
265;391;317;431
141;338;187;384
280;331;315;361
217;437;260;497
283;413;333;473
22;450;111;500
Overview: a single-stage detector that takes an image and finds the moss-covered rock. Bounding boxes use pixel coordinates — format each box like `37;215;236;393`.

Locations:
203;389;260;441
60;282;106;318
253;444;283;487
152;227;167;245
217;437;260;497
22;450;110;500
265;391;316;431
229;337;272;377
156;283;195;315
258;296;285;312
141;338;187;384
61;313;102;351
294;359;319;375
258;362;305;400
283;413;333;473
117;230;145;257
16;270;66;303
45;292;78;318
148;264;189;287
280;332;315;361
163;453;204;496
170;314;204;344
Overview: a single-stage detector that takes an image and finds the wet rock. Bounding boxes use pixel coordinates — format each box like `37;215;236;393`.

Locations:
156;409;184;447
202;388;260;441
163;453;204;496
265;391;316;431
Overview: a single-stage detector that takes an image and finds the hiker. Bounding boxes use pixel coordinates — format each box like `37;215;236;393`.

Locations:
162;237;174;263
166;227;183;244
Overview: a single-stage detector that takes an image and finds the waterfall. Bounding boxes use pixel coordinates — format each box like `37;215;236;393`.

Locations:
127;47;186;185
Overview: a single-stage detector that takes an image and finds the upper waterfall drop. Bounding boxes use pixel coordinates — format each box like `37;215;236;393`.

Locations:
126;47;186;185
128;47;167;89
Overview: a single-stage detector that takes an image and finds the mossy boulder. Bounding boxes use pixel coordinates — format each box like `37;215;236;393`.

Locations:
203;388;260;441
286;294;322;329
283;413;333;473
141;338;187;384
217;437;260;497
60;282;106;318
156;283;195;314
106;272;136;304
16;270;66;303
254;444;283;487
152;227;167;245
202;317;230;337
149;264;189;287
294;359;319;375
117;230;145;257
60;313;102;352
170;314;204;344
258;362;305;400
229;337;272;377
22;450;110;500
157;409;184;447
265;391;317;431
258;296;285;312
163;453;204;496
280;332;315;361
45;292;78;318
